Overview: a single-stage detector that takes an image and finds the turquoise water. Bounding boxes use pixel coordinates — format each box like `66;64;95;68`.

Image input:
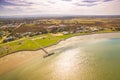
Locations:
0;38;120;80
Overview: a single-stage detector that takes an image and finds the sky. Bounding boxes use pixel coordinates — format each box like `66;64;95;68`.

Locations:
0;0;120;16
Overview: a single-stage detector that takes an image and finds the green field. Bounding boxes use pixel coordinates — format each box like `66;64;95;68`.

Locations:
0;33;79;57
0;29;117;58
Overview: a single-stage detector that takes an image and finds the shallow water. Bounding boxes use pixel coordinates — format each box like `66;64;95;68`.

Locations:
0;38;120;80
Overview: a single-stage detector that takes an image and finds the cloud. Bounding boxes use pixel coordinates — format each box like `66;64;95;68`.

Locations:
0;0;119;16
82;0;99;3
62;0;72;1
74;3;97;7
0;0;34;6
0;0;16;6
103;0;113;2
47;1;56;4
73;0;114;7
73;0;99;7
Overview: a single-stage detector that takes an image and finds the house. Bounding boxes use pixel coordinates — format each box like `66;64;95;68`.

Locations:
62;31;69;35
3;36;16;43
89;27;99;32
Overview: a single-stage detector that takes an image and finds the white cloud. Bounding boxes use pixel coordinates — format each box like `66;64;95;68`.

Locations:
0;0;120;16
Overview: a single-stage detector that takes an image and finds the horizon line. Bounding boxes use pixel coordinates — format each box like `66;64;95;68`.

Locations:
0;14;120;18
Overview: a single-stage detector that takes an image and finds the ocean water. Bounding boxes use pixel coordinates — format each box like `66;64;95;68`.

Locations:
0;38;120;80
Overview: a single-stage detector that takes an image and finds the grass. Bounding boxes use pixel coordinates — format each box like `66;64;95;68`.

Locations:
0;30;117;58
25;23;35;27
0;37;2;41
0;33;77;57
97;29;113;33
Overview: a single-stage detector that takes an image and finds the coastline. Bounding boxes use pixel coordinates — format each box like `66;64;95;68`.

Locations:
0;31;120;58
0;32;120;75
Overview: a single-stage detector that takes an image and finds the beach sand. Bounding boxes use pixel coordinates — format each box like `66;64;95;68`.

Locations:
0;33;120;75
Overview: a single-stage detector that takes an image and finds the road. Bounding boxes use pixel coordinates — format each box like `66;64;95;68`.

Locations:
0;23;23;43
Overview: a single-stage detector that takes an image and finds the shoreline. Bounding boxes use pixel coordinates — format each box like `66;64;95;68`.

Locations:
0;31;120;58
0;32;120;75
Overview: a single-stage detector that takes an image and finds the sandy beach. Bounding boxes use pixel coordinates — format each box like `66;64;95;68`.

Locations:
0;32;120;75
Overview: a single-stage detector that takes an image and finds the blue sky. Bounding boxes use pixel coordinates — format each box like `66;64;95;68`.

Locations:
0;0;120;16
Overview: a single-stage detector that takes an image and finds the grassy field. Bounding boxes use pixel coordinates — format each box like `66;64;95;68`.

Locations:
0;33;79;57
0;30;118;58
0;37;2;41
96;29;113;33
